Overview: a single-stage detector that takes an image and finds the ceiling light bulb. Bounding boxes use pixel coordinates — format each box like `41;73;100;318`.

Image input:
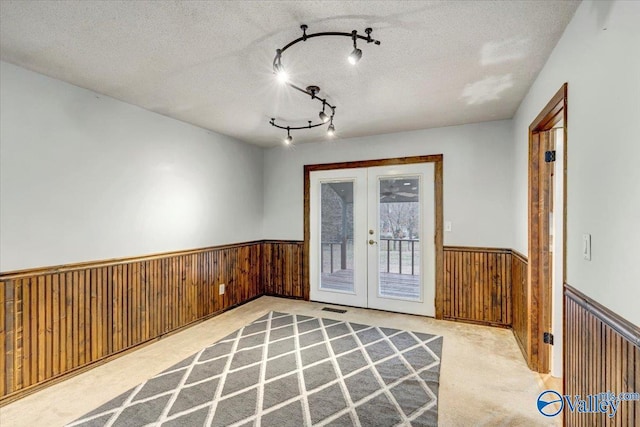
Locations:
348;48;362;65
319;111;329;123
274;64;289;84
284;135;293;145
327;124;335;137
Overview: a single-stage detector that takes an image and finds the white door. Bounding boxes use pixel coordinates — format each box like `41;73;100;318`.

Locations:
367;164;435;316
310;168;368;307
310;163;436;316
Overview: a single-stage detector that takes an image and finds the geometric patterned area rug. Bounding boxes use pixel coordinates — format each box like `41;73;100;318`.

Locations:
67;311;443;427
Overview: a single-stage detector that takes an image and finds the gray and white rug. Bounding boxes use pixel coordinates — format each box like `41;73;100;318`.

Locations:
68;311;443;427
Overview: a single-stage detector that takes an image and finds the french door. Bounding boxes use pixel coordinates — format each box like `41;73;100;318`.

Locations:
309;163;436;316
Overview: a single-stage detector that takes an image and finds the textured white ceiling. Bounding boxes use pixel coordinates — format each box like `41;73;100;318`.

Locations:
0;1;579;147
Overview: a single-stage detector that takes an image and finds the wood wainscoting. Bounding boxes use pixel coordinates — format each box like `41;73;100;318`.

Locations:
262;241;305;299
564;284;640;426
443;246;513;327
1;241;537;402
511;250;530;366
0;240;302;403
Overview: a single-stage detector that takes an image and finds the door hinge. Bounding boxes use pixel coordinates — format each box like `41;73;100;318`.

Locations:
543;332;554;345
545;150;556;163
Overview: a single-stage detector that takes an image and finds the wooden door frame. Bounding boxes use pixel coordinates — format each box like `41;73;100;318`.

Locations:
303;155;444;318
528;83;567;372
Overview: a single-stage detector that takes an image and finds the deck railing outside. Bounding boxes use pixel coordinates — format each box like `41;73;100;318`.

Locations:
321;238;420;275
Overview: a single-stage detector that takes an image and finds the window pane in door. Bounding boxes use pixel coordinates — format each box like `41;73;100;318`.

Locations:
320;181;355;293
378;177;421;300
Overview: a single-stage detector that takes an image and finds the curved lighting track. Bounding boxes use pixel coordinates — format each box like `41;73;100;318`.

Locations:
270;24;381;145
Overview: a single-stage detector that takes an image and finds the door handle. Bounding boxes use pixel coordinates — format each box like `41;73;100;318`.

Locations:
369;239;377;245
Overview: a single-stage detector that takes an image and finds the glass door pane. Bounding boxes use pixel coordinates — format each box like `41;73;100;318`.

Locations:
368;163;435;316
377;176;422;301
320;181;355;293
310;168;367;308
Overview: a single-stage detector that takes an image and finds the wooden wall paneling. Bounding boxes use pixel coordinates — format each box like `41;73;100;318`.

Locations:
230;248;237;306
456;251;462;320
11;280;19;394
44;275;52;380
235;248;244;304
215;249;222;312
262;241;304;299
262;243;270;295
215;249;222;311
23;278;31;386
124;264;132;351
511;251;530;367
133;262;141;347
26;277;34;386
215;250;223;311
564;284;639;426
200;251;207;313
0;280;7;396
442;247;512;327
1;240;535;403
63;273;71;375
101;267;108;360
88;270;96;365
0;240;295;403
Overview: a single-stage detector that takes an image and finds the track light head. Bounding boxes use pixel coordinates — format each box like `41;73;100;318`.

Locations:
274;63;289;84
348;48;362;65
327;123;336;137
284;127;293;145
319;111;329;123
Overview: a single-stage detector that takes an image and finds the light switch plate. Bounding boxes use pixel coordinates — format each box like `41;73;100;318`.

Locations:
219;283;225;295
582;234;591;261
445;221;452;232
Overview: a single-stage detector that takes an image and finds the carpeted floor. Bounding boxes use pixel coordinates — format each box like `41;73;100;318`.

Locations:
67;311;443;427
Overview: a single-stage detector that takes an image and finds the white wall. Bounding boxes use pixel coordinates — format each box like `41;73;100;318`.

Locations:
512;0;640;325
263;121;515;248
0;61;264;272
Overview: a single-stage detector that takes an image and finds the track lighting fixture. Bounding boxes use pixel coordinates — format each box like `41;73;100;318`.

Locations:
348;48;363;65
319;102;329;123
327;121;336;137
275;65;289;84
284;128;293;145
274;50;288;84
348;30;363;65
269;25;381;144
